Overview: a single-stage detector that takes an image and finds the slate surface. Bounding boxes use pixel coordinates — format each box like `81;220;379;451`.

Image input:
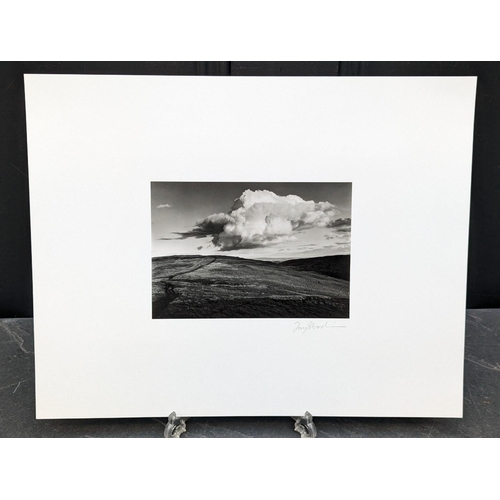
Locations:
1;310;499;438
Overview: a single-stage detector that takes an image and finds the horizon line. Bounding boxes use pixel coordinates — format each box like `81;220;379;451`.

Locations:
152;252;351;262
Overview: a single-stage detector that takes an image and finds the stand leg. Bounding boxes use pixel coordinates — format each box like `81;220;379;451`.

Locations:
292;411;317;438
164;411;189;438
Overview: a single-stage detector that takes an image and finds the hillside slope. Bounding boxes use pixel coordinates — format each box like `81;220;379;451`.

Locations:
280;255;350;281
152;255;349;319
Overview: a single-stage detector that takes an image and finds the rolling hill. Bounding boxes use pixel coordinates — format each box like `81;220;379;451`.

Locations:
152;254;350;319
280;255;350;281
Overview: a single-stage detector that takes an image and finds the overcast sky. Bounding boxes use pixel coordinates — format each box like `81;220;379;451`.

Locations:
151;182;351;260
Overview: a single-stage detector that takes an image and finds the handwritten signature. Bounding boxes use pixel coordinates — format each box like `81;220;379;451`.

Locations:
293;321;346;332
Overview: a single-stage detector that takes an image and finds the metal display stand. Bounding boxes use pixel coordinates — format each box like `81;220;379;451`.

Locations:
164;411;317;438
292;411;317;438
164;412;189;438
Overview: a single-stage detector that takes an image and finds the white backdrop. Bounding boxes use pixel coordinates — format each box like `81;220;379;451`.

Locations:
25;75;476;418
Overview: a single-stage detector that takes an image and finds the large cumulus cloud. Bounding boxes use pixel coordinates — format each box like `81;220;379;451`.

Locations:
174;189;342;251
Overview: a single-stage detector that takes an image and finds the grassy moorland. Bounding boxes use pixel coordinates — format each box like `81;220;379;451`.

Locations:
152;255;350;319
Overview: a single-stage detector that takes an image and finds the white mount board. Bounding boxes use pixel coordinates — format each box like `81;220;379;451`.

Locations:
24;75;476;418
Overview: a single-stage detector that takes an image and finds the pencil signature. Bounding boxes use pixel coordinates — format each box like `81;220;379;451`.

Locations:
293;321;346;332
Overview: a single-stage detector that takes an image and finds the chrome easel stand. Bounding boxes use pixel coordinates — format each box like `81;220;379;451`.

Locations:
163;411;316;437
164;411;189;438
292;411;317;438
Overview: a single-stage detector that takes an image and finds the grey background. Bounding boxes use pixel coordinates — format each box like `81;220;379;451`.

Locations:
1;62;498;437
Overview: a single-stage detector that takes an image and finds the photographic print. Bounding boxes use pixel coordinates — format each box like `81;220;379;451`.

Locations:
25;75;476;419
152;182;352;319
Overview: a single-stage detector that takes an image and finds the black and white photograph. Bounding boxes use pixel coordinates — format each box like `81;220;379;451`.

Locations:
152;182;352;319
